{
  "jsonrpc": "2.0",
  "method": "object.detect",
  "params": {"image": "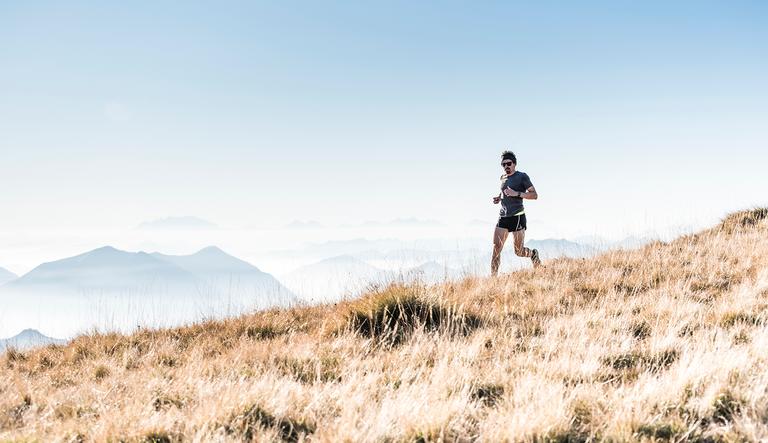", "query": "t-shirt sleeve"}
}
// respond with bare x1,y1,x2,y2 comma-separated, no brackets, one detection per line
522,173,533,189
